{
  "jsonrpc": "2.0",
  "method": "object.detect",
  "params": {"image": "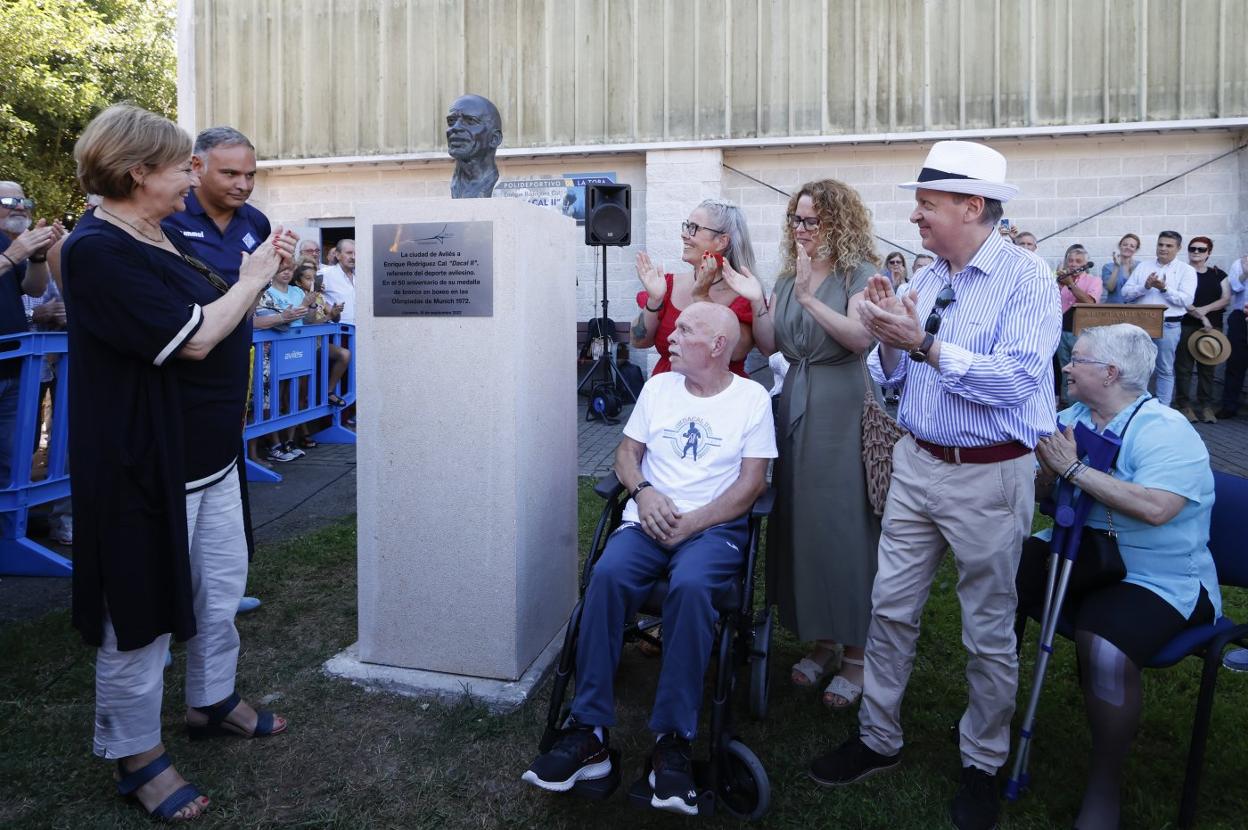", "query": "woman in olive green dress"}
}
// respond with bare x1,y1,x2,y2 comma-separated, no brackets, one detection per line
718,179,880,708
